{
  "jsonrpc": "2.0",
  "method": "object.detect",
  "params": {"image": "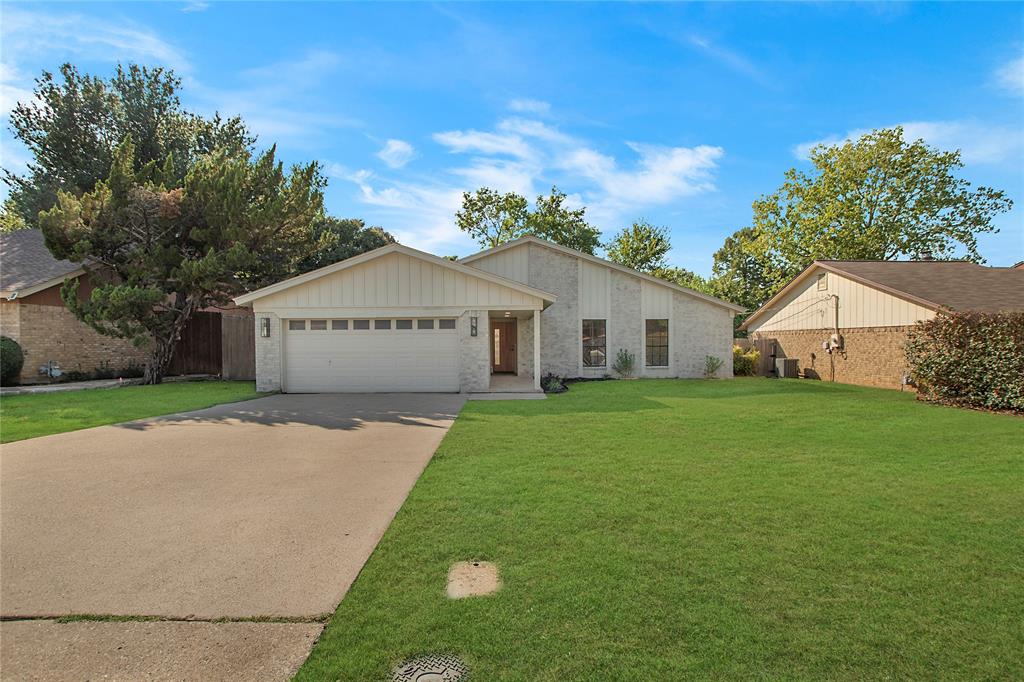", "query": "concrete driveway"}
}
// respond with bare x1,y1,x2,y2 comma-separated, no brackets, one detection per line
1,392,465,680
